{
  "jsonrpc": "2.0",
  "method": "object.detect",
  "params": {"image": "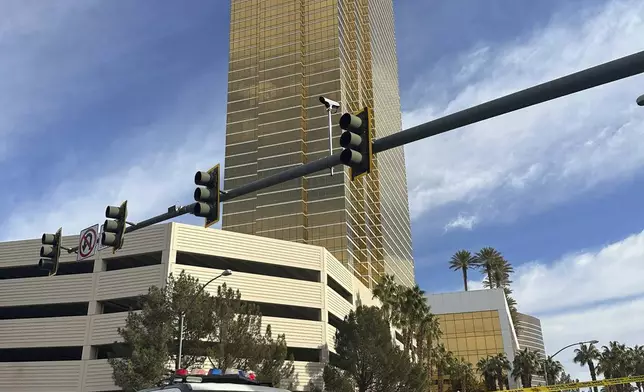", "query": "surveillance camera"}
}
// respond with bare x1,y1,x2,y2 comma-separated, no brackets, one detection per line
319,96,340,110
637,94,644,107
